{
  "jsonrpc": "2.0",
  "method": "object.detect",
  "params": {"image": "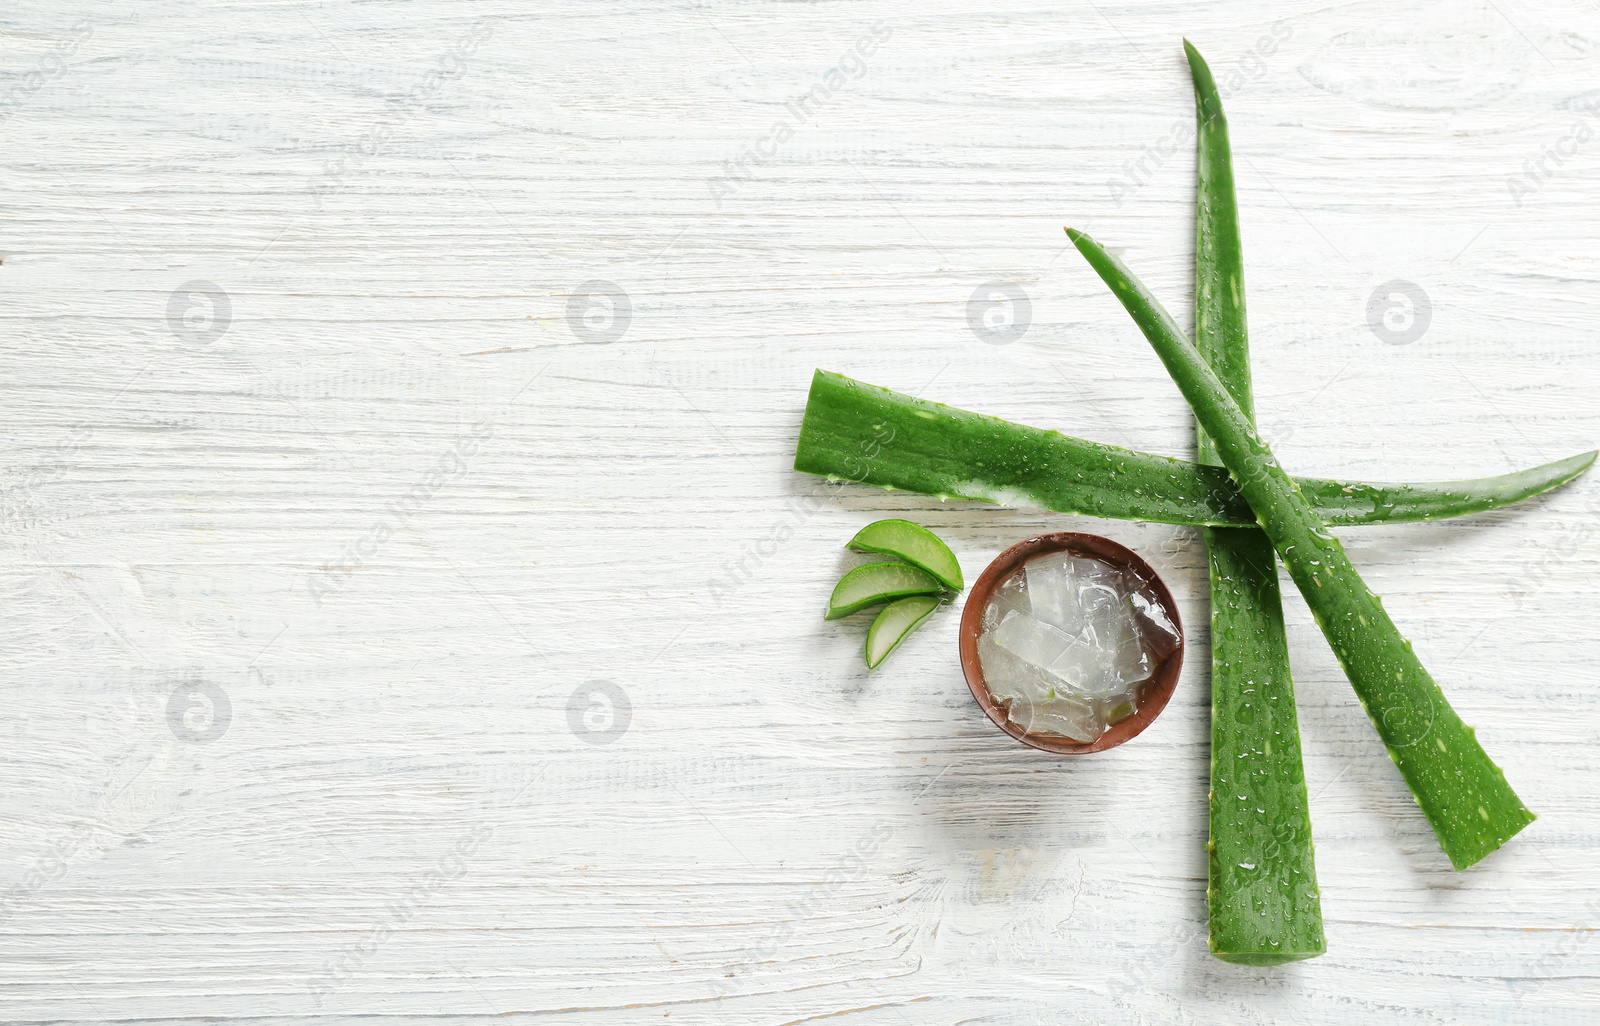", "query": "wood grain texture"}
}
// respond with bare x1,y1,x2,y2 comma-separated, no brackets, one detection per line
1,0,1597,1022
